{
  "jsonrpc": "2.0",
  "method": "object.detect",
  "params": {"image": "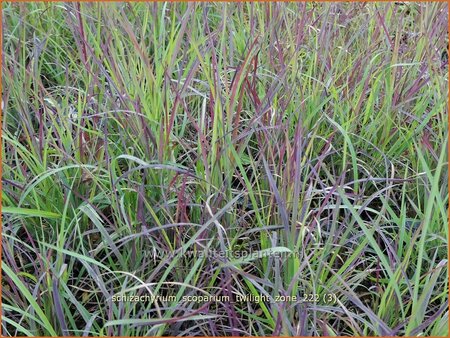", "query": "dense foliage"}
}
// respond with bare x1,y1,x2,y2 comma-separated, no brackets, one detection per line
2,2,448,336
